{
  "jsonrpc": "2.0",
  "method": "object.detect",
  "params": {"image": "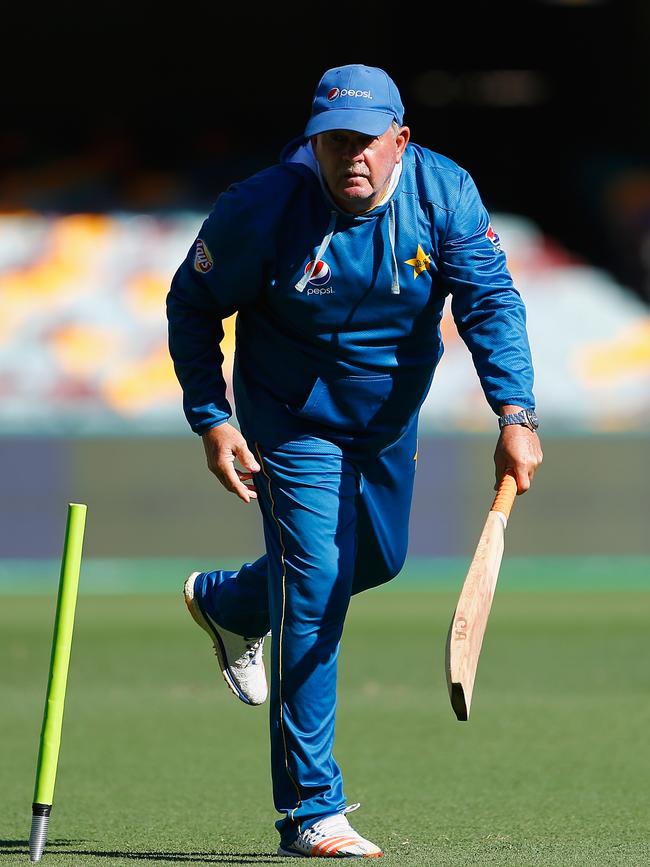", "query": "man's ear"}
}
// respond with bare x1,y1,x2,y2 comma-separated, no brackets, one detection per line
396,126,410,160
